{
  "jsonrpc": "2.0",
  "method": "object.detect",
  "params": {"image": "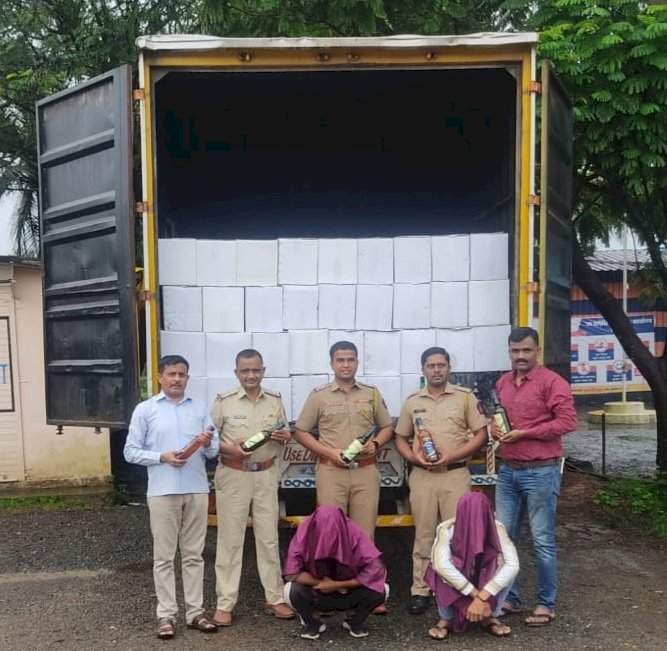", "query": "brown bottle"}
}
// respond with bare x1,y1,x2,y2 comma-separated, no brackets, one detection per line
176,426,214,460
